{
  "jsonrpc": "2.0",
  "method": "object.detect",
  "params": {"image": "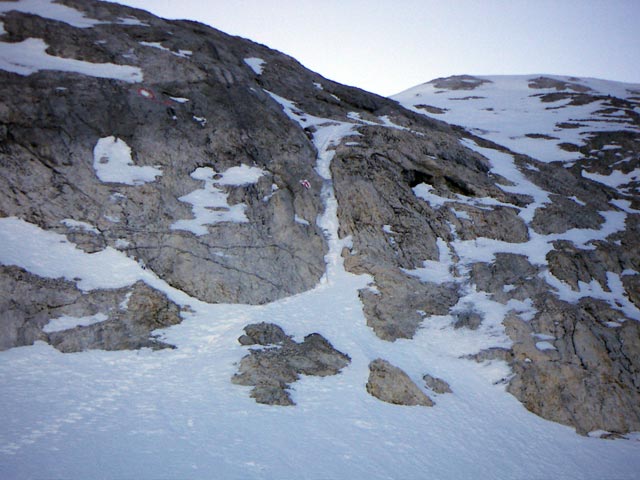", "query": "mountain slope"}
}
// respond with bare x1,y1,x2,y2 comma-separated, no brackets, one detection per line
0,2,639,479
